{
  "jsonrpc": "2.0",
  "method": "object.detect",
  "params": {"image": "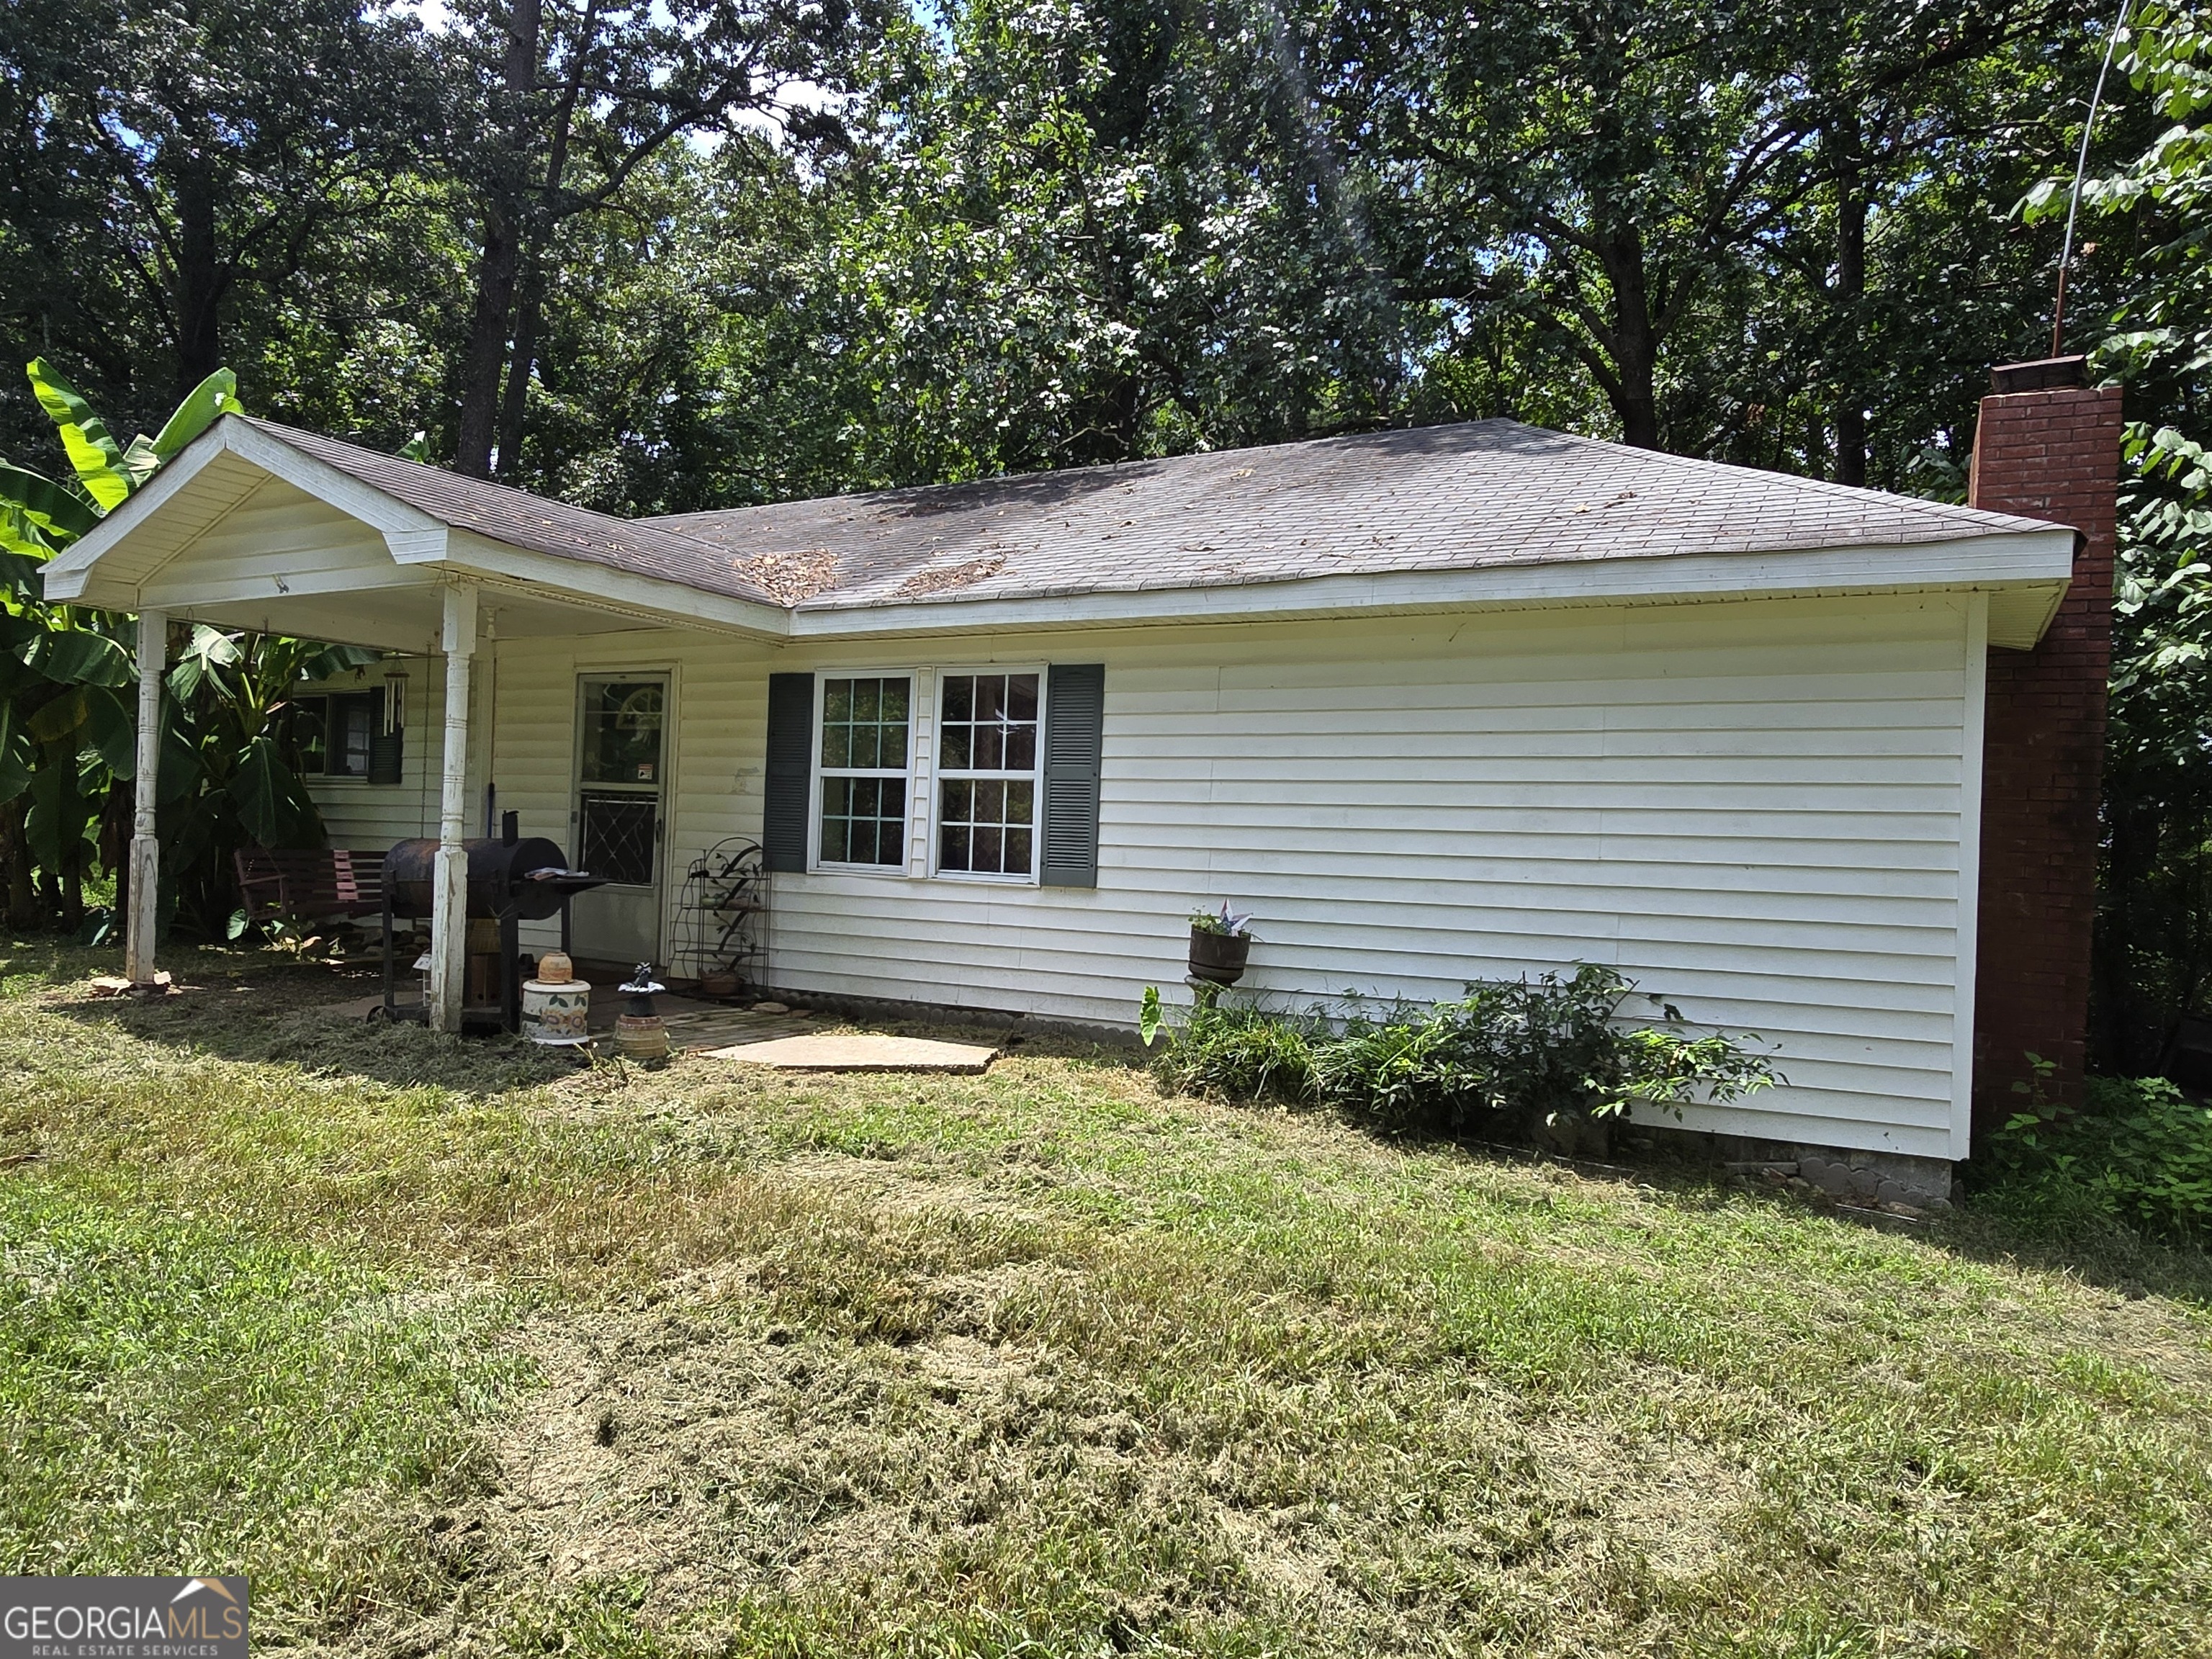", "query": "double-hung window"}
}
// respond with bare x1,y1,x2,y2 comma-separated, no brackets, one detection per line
935,672,1040,880
815,675,911,868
